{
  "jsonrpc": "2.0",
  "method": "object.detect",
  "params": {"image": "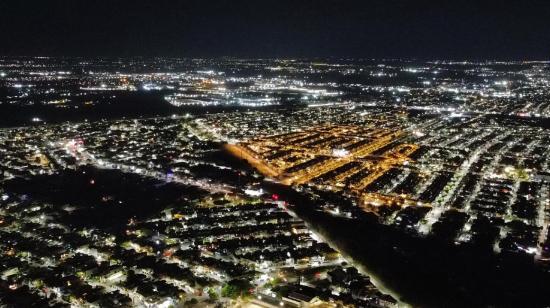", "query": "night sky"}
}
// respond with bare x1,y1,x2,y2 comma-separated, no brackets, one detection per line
1,0,549,59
